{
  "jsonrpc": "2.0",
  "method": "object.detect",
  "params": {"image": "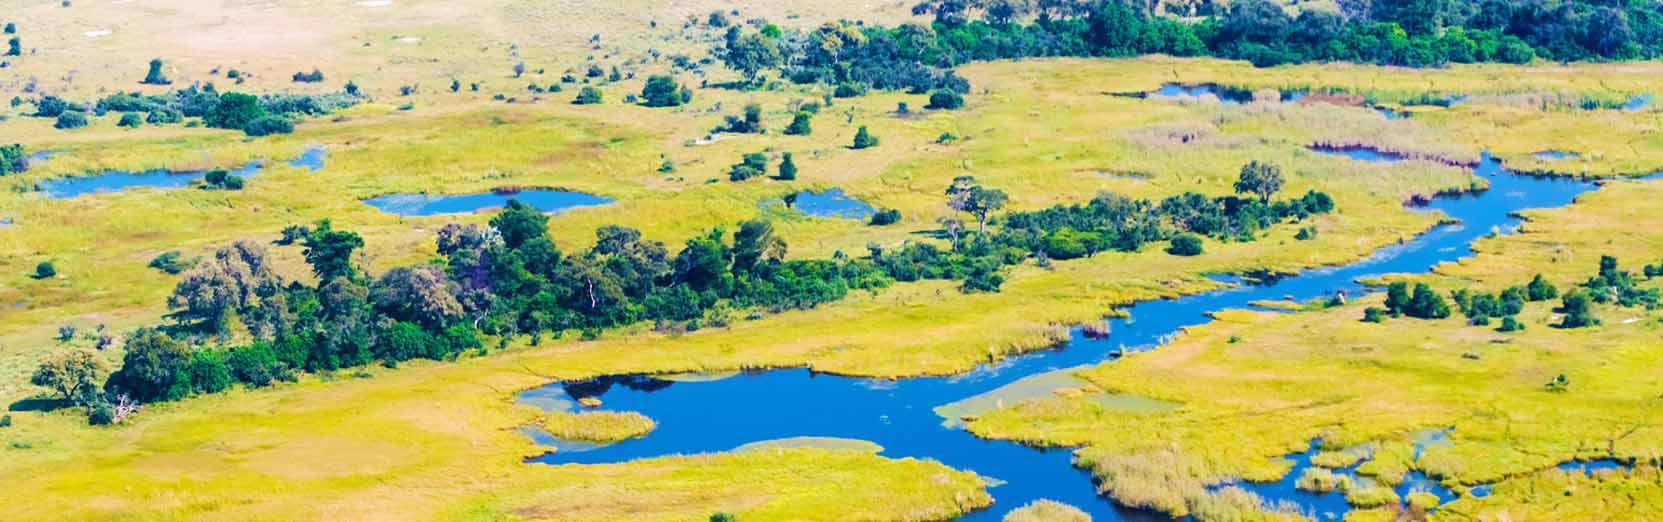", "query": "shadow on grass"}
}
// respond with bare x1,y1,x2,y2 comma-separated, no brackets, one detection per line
8,397,66,412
